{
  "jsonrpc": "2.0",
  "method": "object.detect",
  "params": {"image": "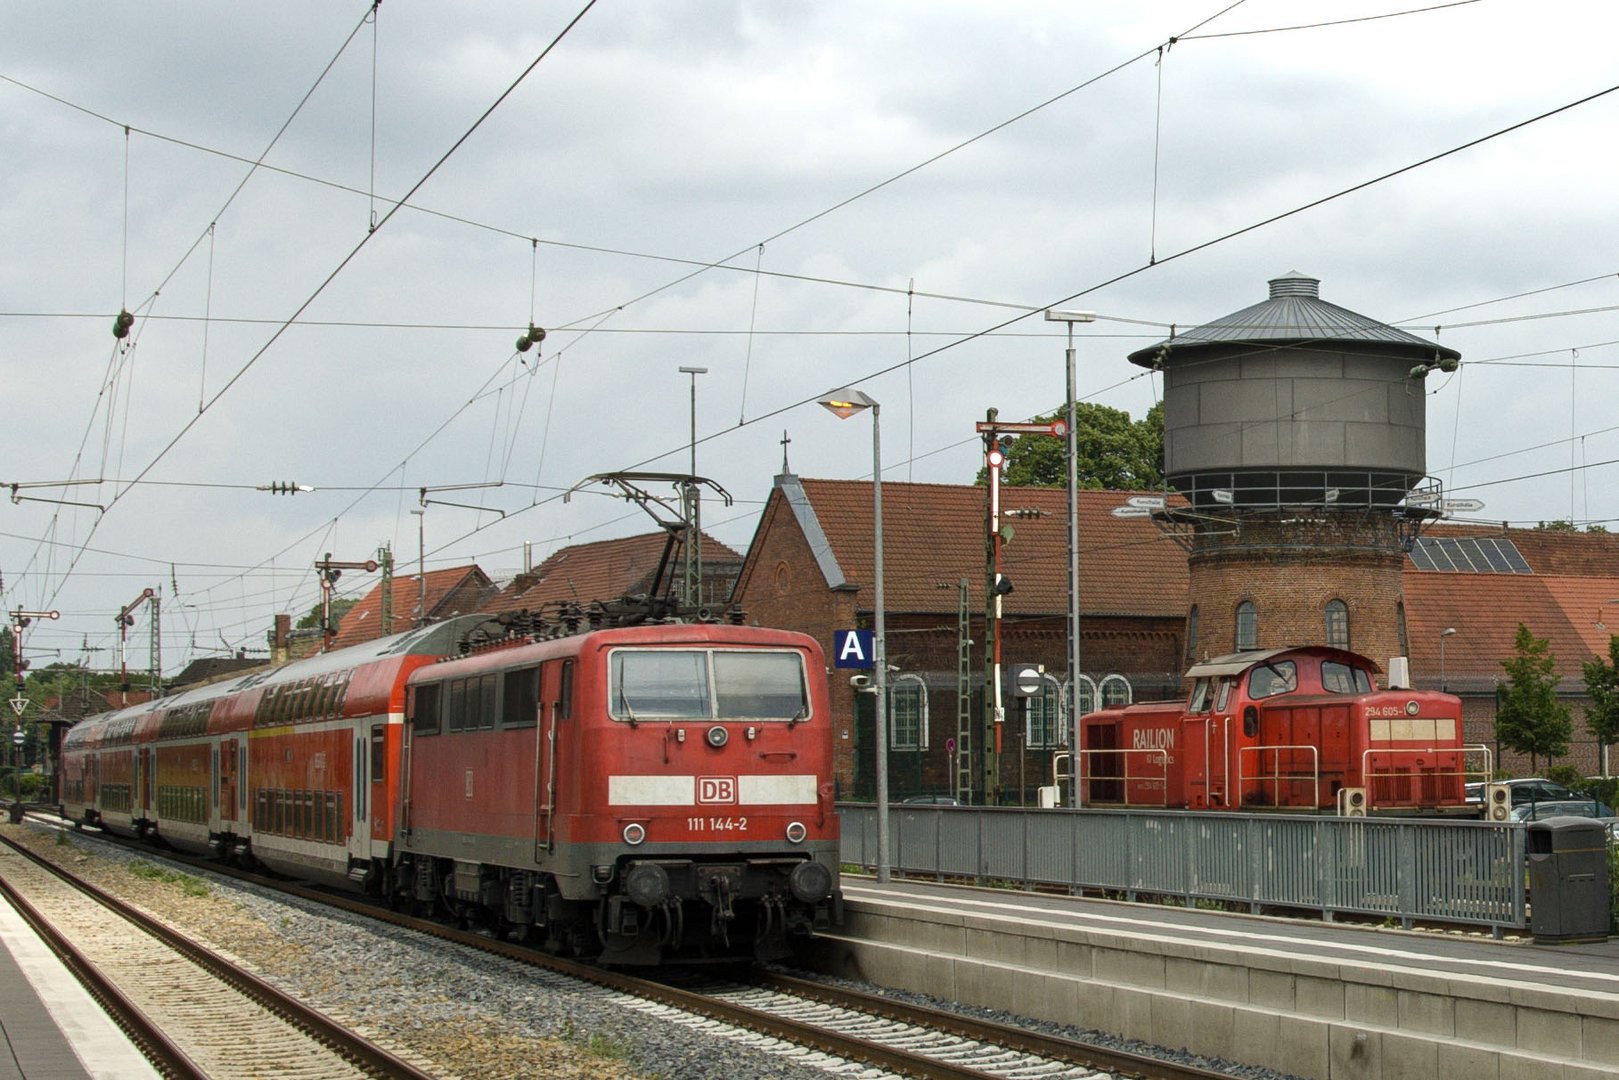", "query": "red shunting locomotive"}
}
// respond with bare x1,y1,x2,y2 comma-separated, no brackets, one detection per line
59,616,841,964
1079,646,1479,815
